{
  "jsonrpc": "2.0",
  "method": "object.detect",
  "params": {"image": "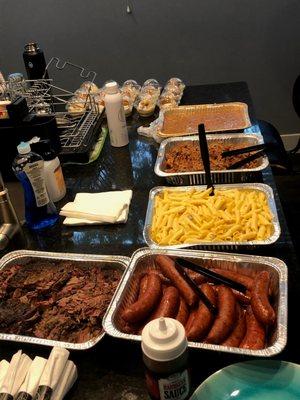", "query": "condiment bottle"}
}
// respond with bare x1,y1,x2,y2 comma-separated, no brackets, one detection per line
104,81,129,147
32,141,66,202
141,317,191,400
12,142,58,230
